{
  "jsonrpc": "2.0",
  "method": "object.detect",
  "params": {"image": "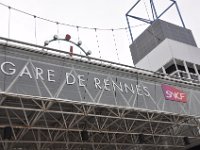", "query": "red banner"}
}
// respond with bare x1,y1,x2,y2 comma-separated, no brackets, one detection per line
161,84,187,103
